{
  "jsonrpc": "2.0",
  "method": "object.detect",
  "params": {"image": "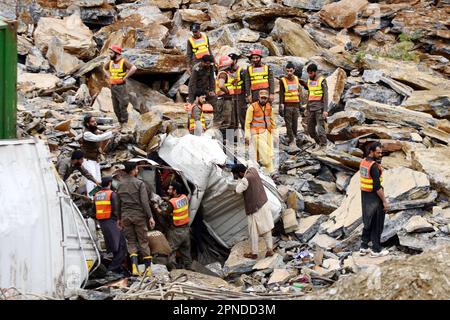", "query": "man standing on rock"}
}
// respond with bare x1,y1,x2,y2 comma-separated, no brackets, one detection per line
188,54,216,117
228,53,247,131
301,63,329,150
244,90,276,174
279,62,302,149
117,162,155,276
232,163,274,260
103,45,137,129
186,23,214,73
81,115,118,198
359,142,390,258
245,49,274,104
215,55,235,136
